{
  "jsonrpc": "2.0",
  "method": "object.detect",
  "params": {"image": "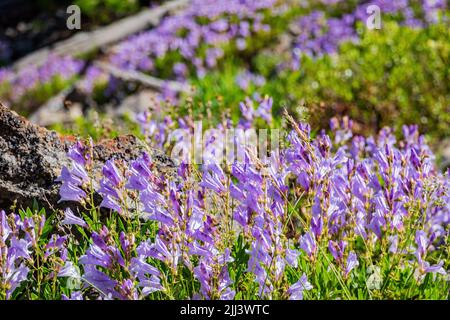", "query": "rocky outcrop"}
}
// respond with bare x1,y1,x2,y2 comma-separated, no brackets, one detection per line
0,102,175,210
